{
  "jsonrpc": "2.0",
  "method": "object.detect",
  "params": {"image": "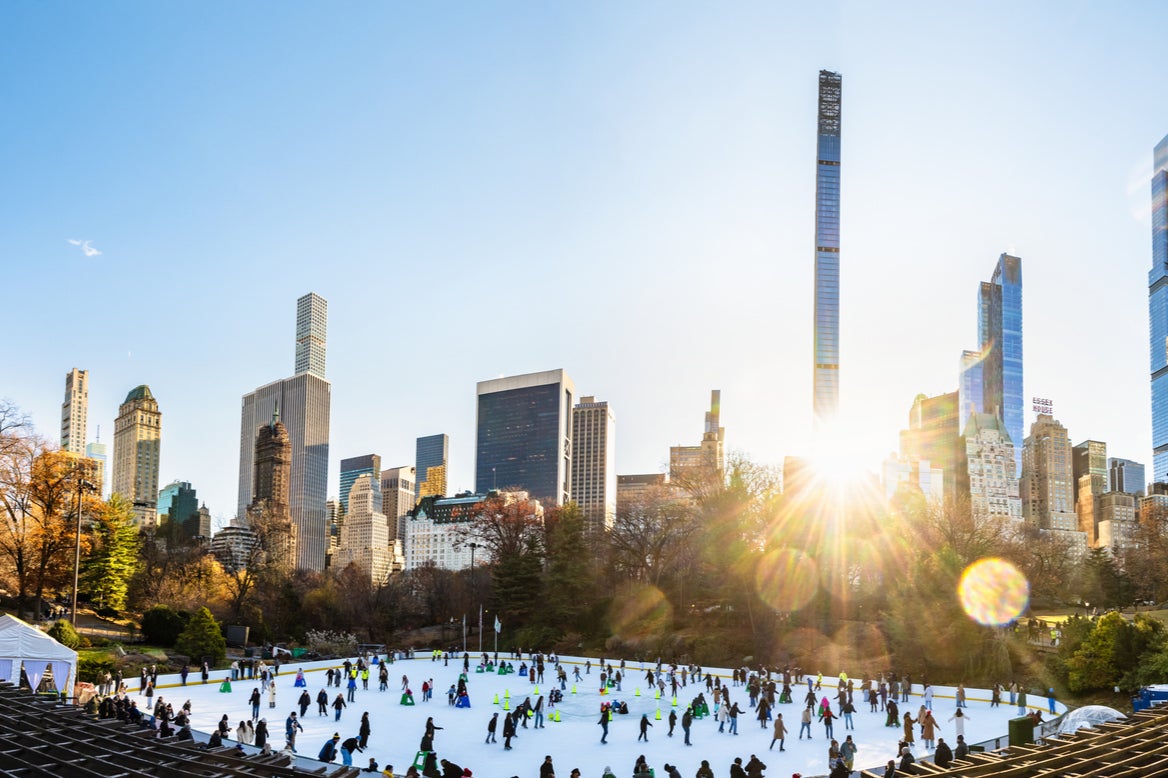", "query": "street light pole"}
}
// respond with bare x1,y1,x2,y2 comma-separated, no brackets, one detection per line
71,477,93,628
